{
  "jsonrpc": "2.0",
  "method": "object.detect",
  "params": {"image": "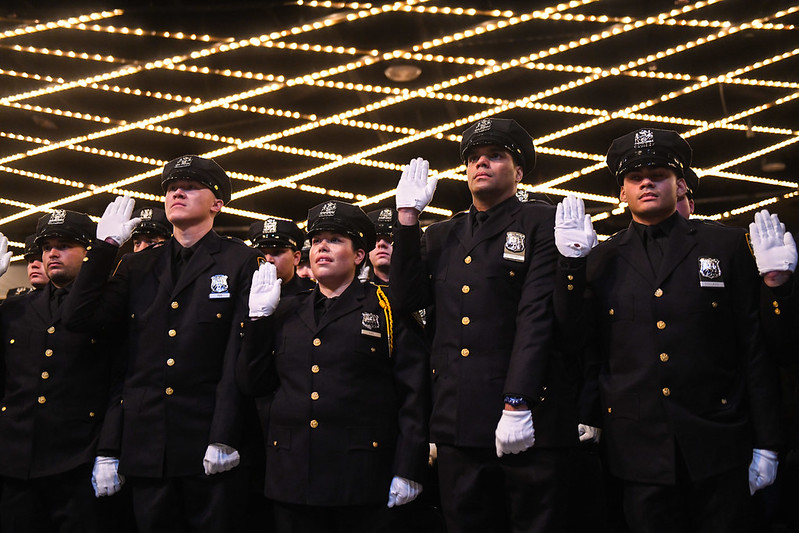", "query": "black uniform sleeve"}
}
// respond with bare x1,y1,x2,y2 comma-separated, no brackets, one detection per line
391,222,433,314
236,315,279,397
